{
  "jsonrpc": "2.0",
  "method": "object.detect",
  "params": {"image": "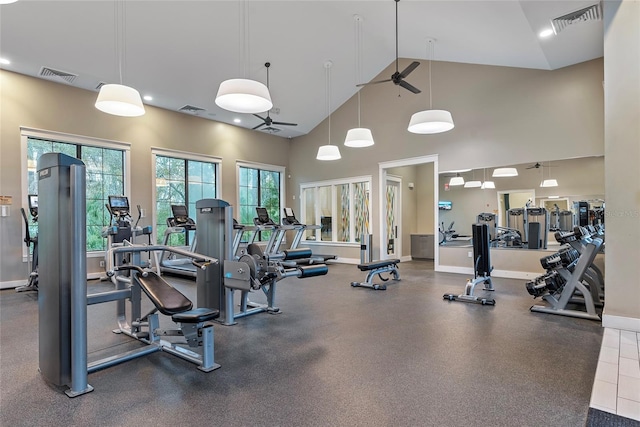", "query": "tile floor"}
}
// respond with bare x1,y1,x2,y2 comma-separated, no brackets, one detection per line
590,328,640,421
